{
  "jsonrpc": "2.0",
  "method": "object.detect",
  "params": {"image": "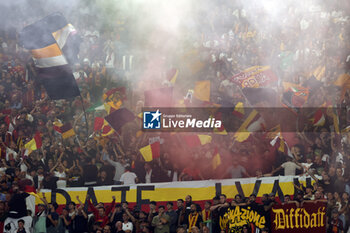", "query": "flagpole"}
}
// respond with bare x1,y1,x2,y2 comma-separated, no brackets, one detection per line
79,94,89,142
